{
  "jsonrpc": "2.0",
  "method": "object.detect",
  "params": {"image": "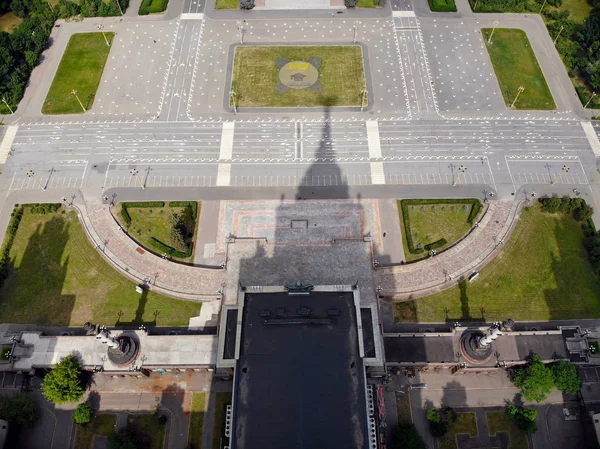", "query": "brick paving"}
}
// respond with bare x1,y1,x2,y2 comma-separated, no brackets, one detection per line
374,201,518,298
83,204,225,300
